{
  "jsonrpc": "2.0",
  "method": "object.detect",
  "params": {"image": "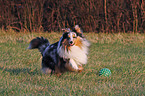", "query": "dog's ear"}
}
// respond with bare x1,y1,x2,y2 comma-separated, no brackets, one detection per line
74,25,84,37
62,28,71,33
74,25,83,33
